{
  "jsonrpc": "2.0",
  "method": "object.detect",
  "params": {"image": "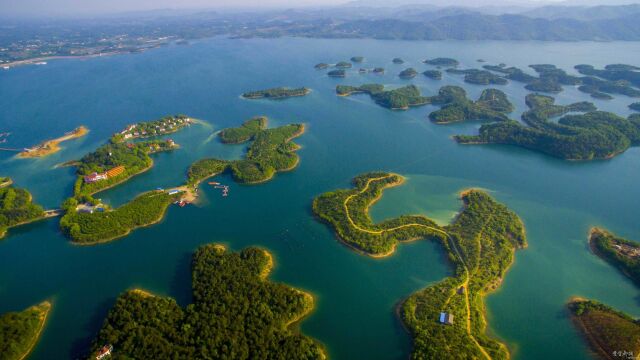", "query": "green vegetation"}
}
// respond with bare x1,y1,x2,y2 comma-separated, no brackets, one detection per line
313,172,526,359
90,244,324,359
314,63,329,70
428,87,513,124
629,102,640,112
446,68,508,85
589,228,640,287
372,67,384,74
455,93,640,160
336,84,430,110
399,68,418,79
0,183,45,239
110,115,192,143
0,177,12,187
327,69,346,77
60,190,178,244
423,57,459,67
350,56,364,63
423,70,442,80
392,58,404,64
568,298,640,360
187,117,304,185
0,301,51,360
335,61,352,69
242,87,311,99
575,64,640,89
